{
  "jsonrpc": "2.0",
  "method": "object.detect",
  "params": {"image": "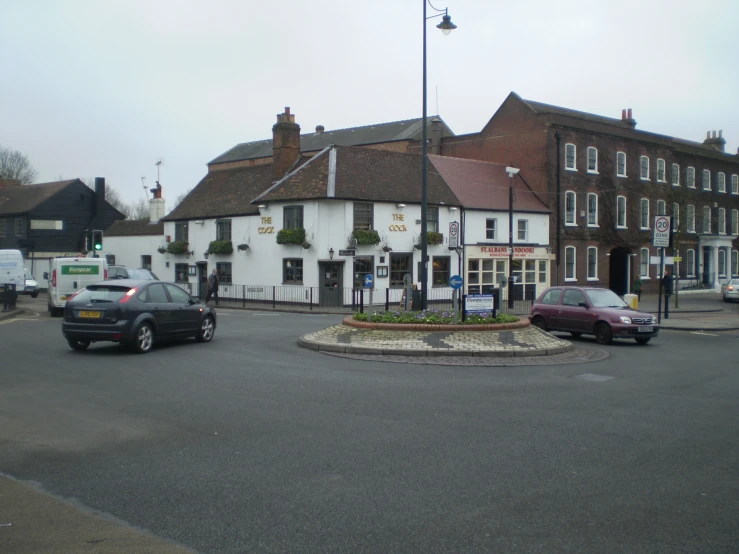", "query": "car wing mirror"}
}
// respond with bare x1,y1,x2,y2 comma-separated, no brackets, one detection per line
578,301,589,308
